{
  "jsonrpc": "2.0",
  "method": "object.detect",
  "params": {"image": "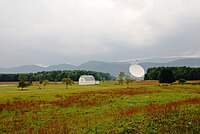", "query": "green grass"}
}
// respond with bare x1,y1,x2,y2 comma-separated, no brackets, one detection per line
0,81,200,133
